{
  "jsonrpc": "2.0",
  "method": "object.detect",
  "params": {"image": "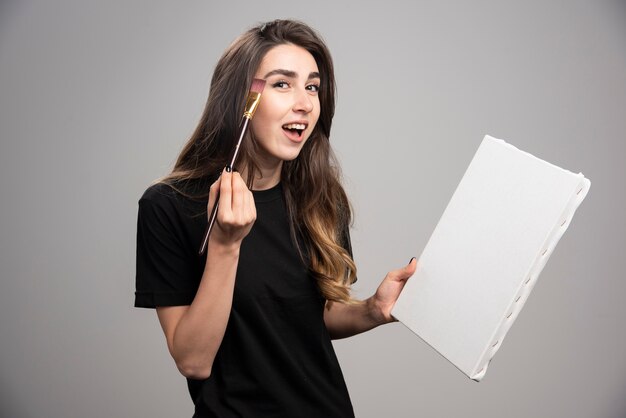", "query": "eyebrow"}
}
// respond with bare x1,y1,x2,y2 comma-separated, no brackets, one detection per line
263,69,320,80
